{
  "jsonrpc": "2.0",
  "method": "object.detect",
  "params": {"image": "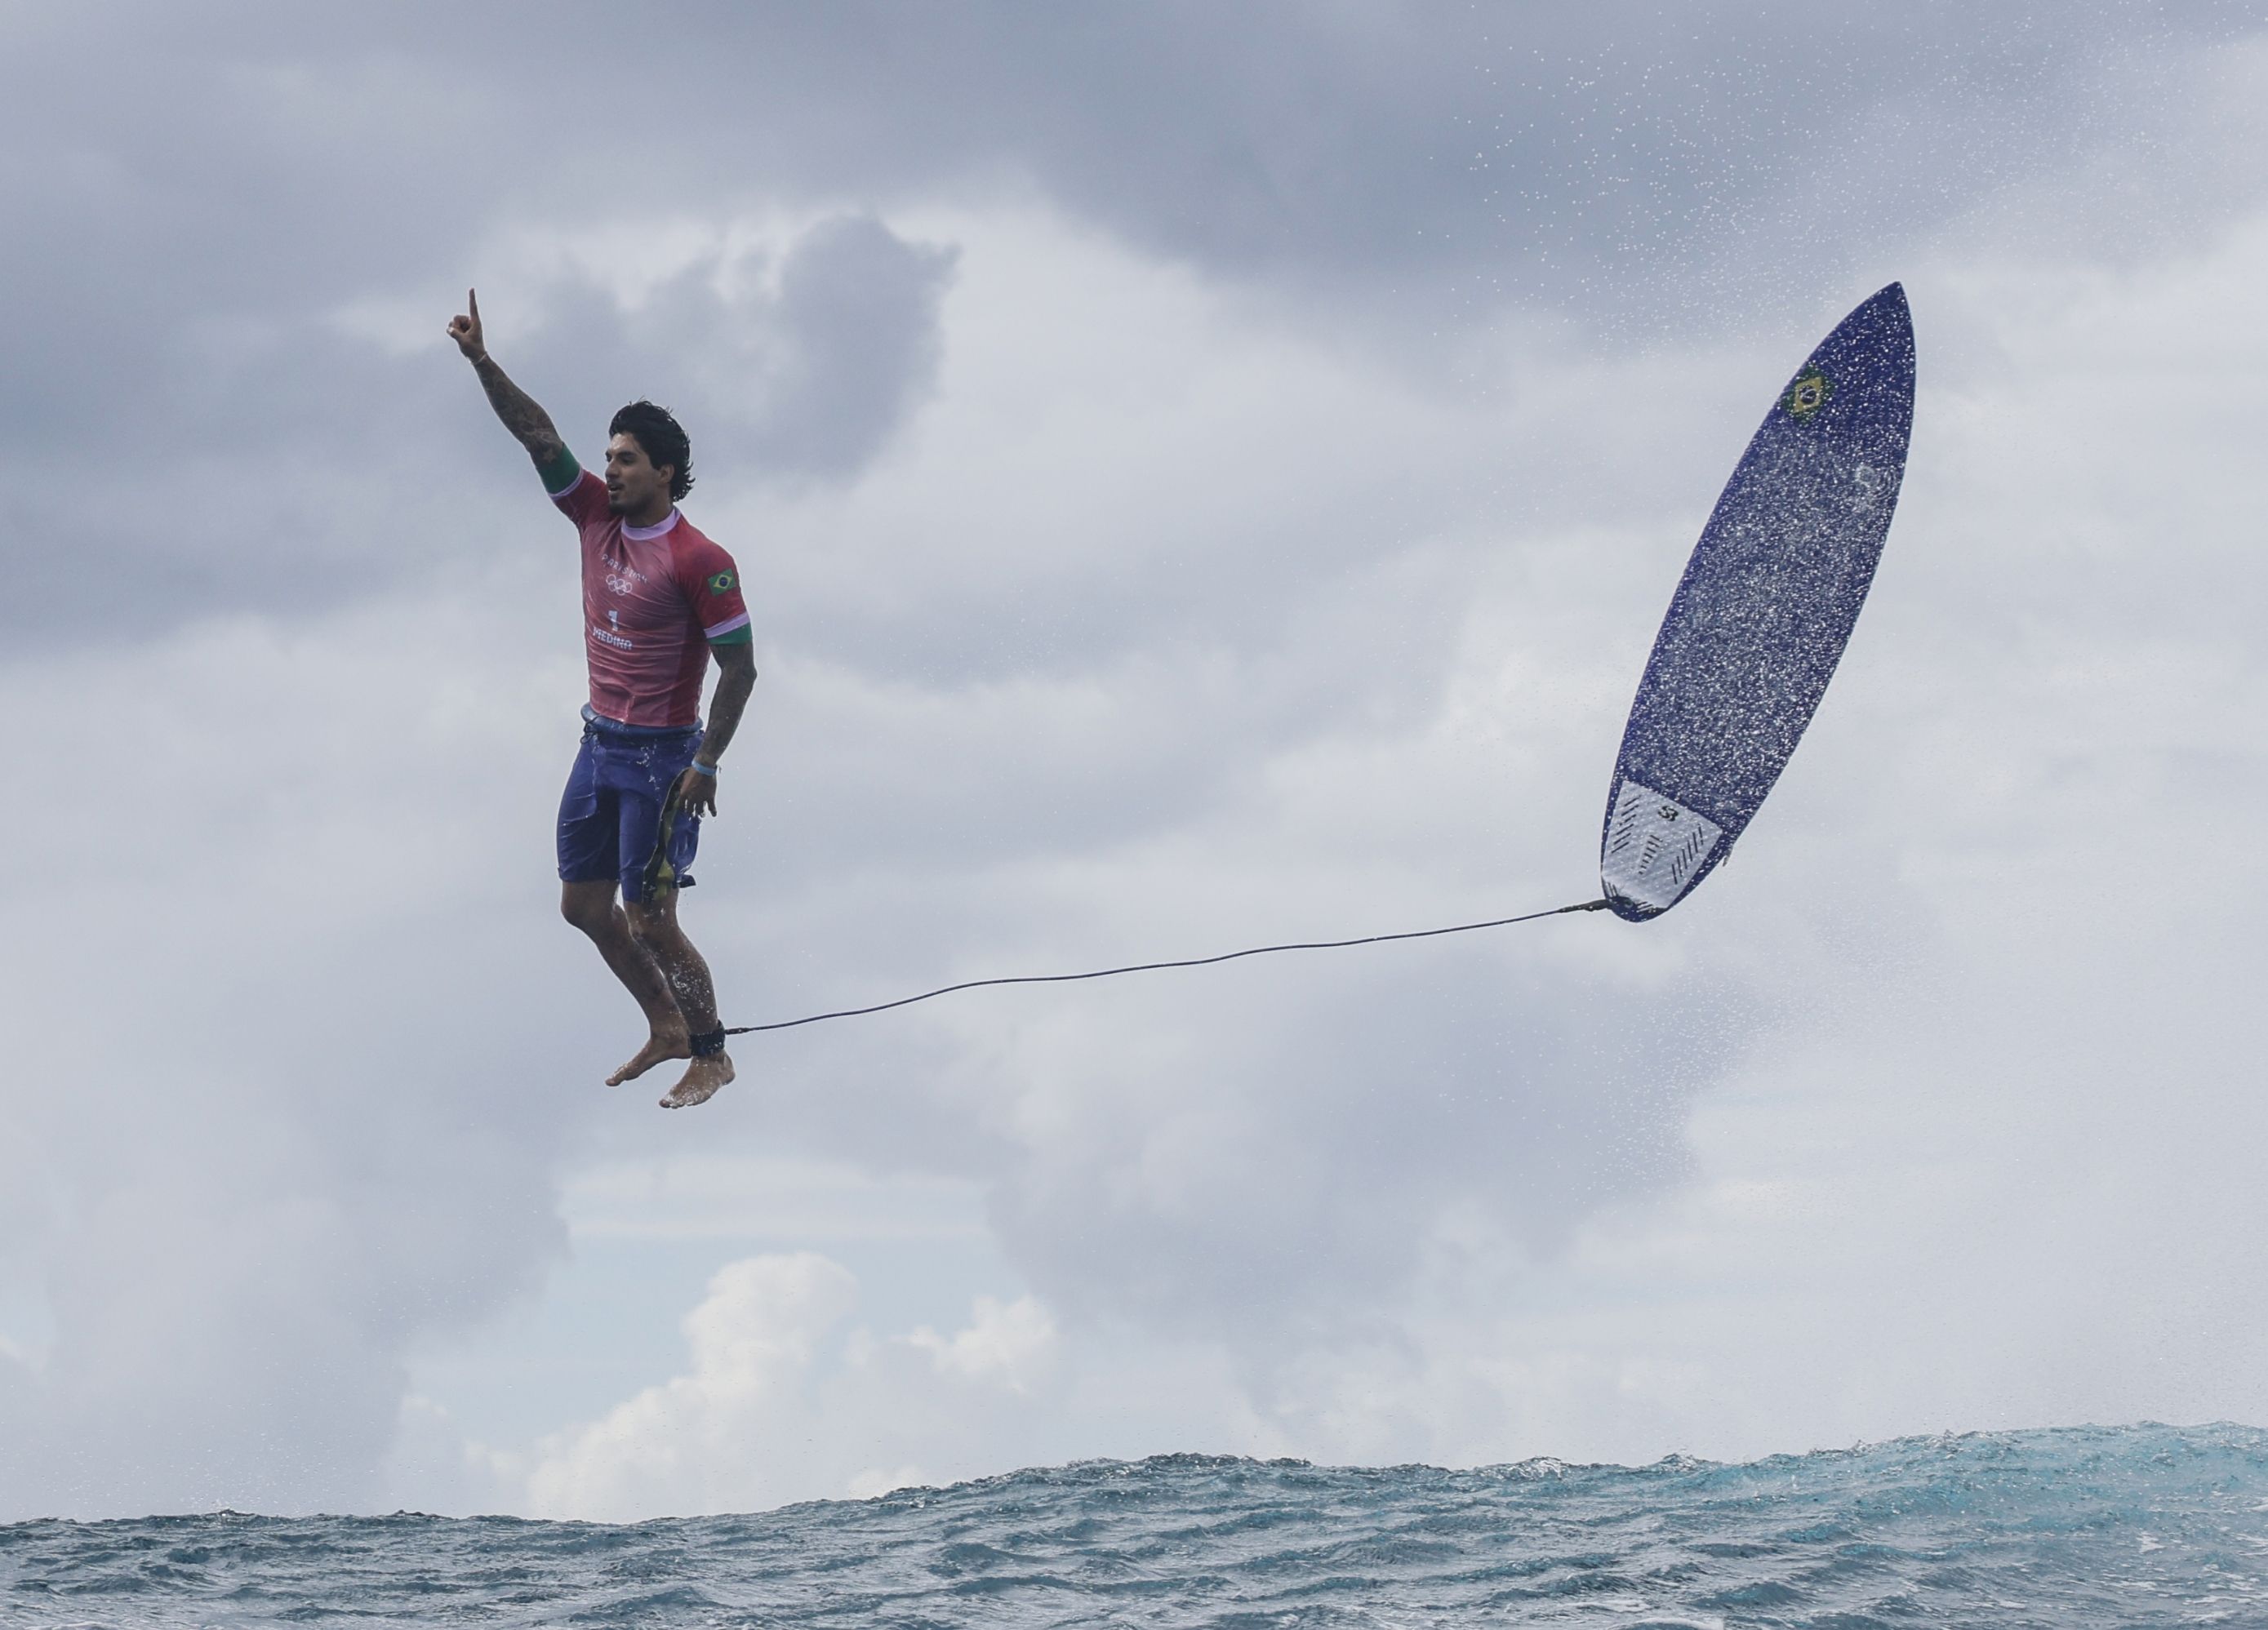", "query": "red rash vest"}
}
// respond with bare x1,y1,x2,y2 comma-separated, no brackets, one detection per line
549,467,750,728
